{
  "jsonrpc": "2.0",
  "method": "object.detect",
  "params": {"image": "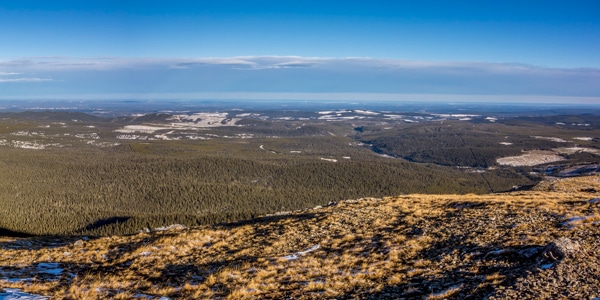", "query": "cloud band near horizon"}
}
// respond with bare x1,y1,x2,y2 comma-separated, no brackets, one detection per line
0,56,599,103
